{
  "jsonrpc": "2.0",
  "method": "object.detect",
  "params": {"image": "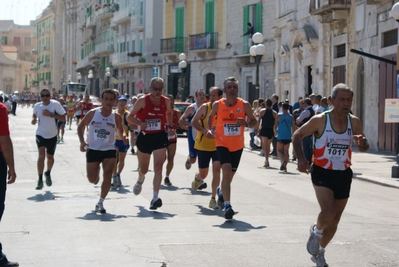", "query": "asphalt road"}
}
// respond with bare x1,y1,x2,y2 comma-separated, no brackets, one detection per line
1,106,398,267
